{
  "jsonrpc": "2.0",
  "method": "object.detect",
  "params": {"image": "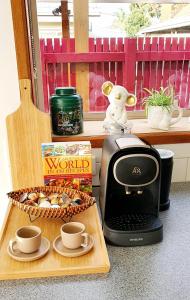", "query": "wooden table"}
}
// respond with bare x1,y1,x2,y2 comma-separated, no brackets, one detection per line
0,203,110,280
